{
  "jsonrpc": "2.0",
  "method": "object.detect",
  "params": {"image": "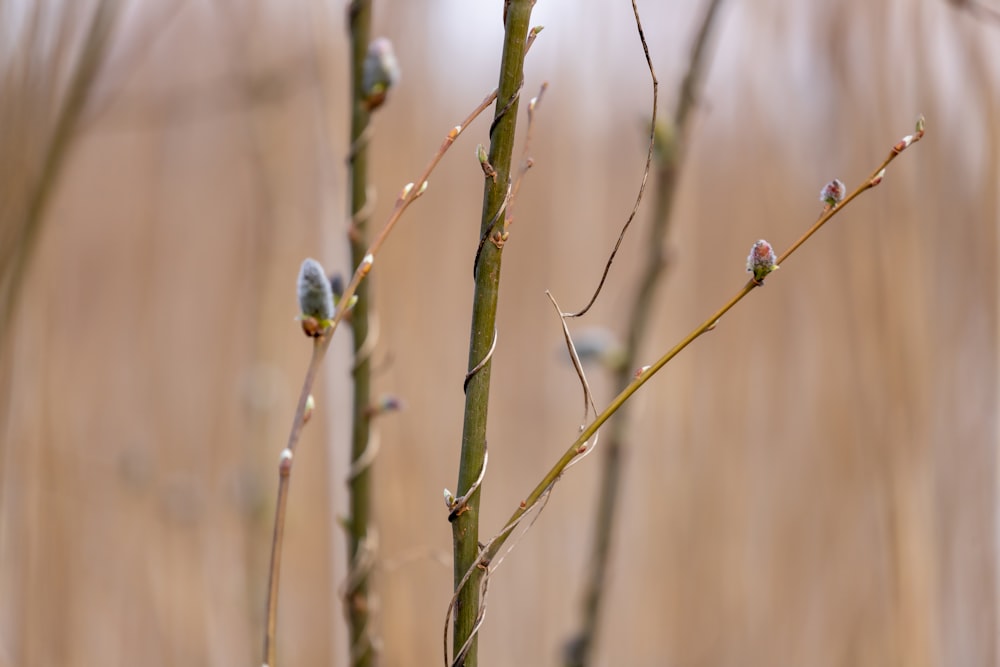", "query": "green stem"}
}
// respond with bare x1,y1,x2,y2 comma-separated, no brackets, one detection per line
264,339,326,667
346,2,376,666
482,124,924,570
451,3,534,666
